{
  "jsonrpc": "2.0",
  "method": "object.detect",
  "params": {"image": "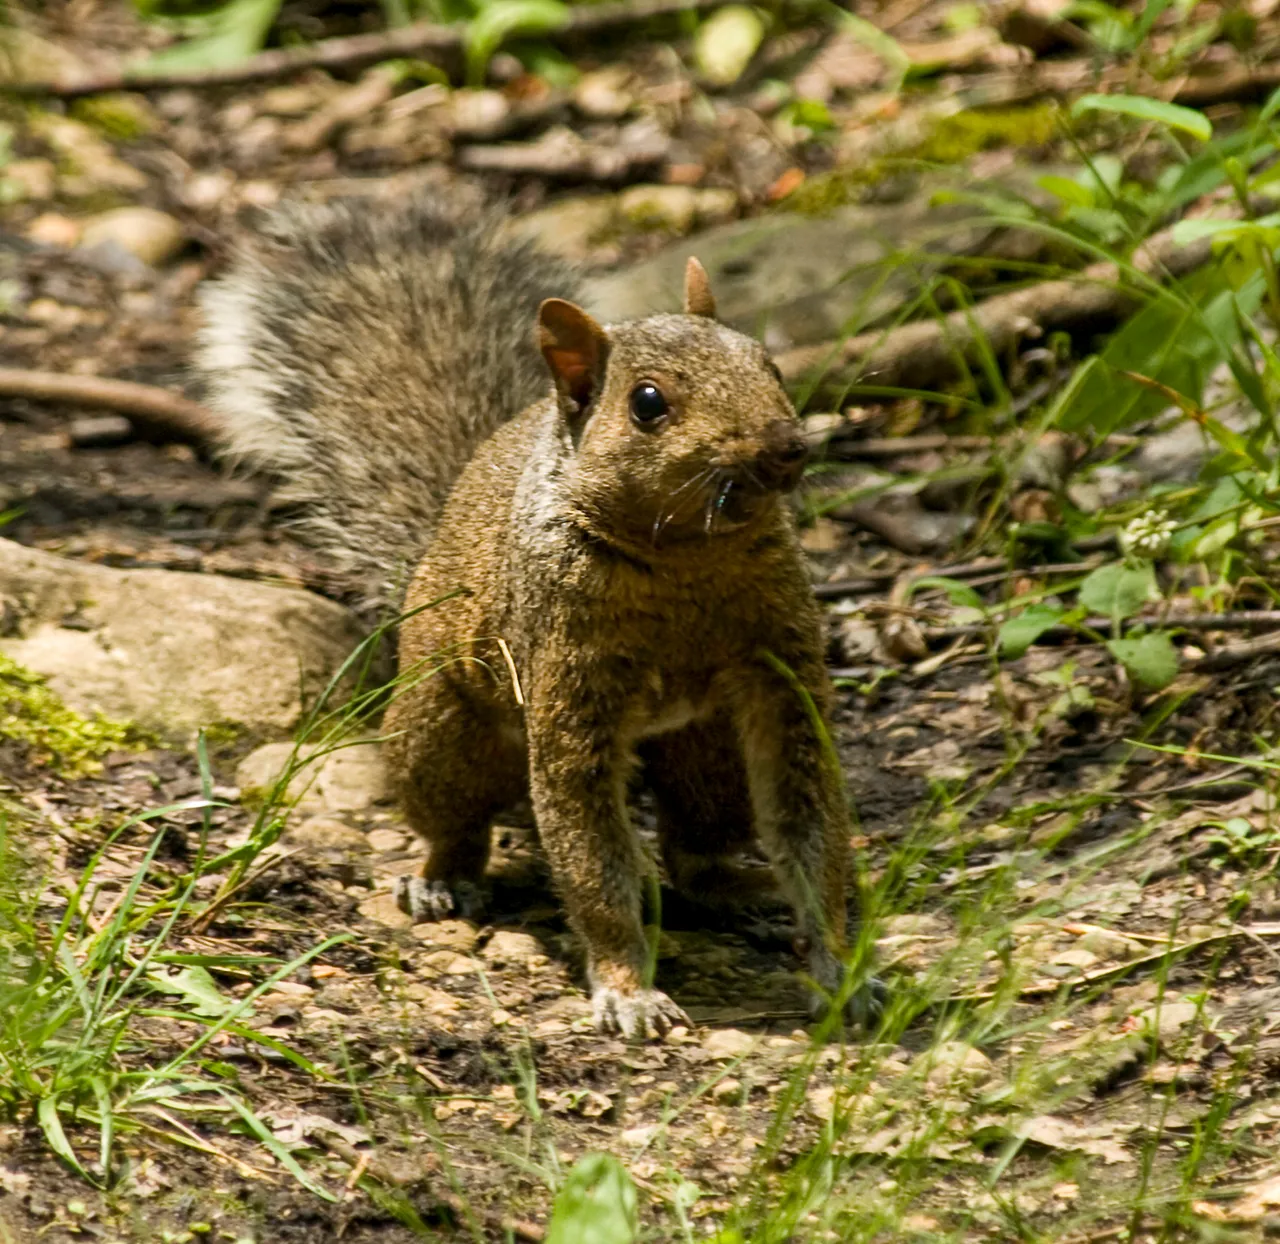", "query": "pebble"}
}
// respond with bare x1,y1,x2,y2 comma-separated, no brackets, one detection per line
412,919,480,953
1137,999,1201,1047
367,827,409,853
284,816,368,855
702,1028,756,1060
6,159,56,202
711,1077,746,1105
357,892,412,930
80,207,186,267
924,1041,995,1089
619,184,698,235
27,213,81,249
482,929,547,967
